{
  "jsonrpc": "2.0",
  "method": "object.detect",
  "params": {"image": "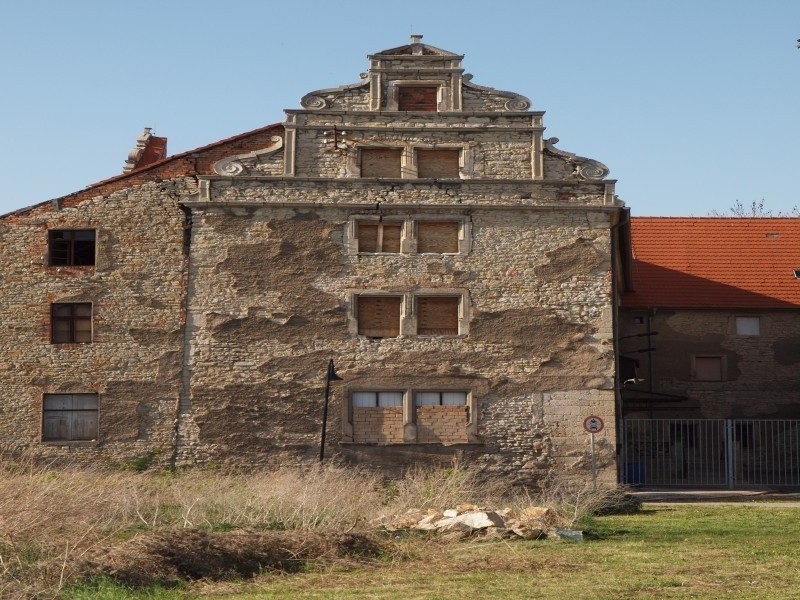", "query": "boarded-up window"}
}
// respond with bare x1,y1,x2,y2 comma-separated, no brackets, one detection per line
694,356,723,381
352,391,404,408
416,391,468,406
417,296,459,335
360,148,402,178
42,394,99,441
357,296,402,338
417,221,460,253
49,230,96,266
417,149,460,178
398,86,438,111
358,221,402,253
51,303,92,343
